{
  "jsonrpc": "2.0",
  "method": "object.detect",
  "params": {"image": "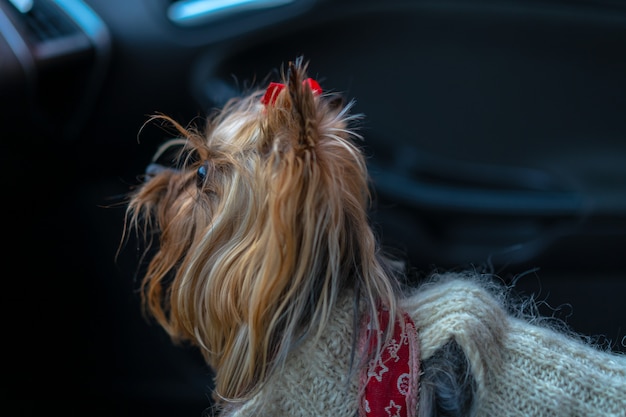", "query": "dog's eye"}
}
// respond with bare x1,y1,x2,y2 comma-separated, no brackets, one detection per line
196,161,209,187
